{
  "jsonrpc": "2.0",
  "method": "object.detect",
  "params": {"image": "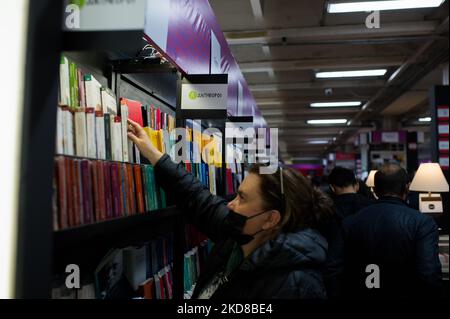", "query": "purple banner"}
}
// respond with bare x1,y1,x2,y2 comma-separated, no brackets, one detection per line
144,0,260,120
372,130,407,144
